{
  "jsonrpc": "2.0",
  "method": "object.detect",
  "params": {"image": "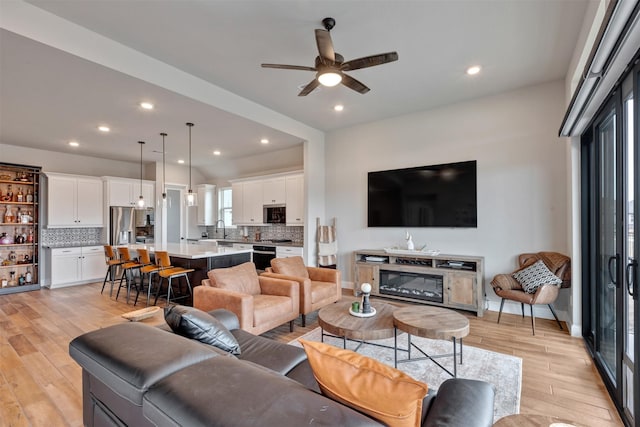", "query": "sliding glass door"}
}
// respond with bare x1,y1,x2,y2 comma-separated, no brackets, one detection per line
582,65,639,427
